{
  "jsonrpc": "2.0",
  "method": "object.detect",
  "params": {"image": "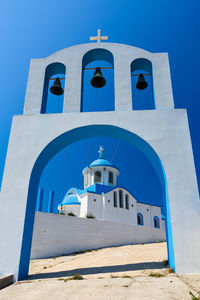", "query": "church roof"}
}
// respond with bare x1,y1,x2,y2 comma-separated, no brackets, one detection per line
67,184,132,197
58,193,81,208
